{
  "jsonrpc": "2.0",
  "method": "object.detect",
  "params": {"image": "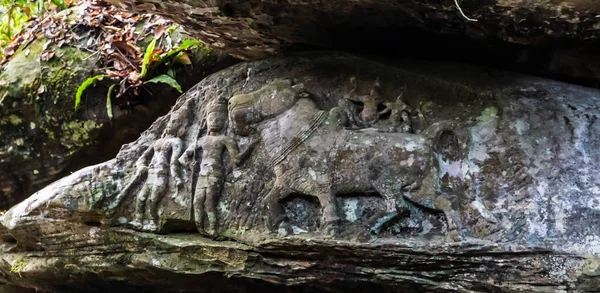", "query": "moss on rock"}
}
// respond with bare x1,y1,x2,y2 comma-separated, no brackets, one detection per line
0,14,231,211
